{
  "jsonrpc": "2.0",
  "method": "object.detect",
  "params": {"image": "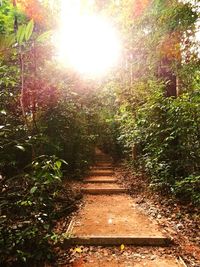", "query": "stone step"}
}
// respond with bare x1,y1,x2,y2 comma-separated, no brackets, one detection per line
89,170,114,176
95,161,113,166
91,166,113,170
95,155,112,161
95,164,113,168
81,188,127,194
95,160,112,162
83,178,117,183
95,164,113,167
95,155,112,158
67,195,169,244
71,254,183,267
64,236,172,246
90,169,114,172
83,183,123,189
